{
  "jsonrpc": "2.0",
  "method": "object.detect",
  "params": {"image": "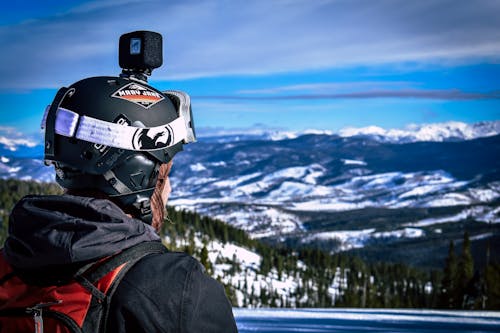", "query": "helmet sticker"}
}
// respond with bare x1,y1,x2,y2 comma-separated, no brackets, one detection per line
132,125,174,150
111,83,165,109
